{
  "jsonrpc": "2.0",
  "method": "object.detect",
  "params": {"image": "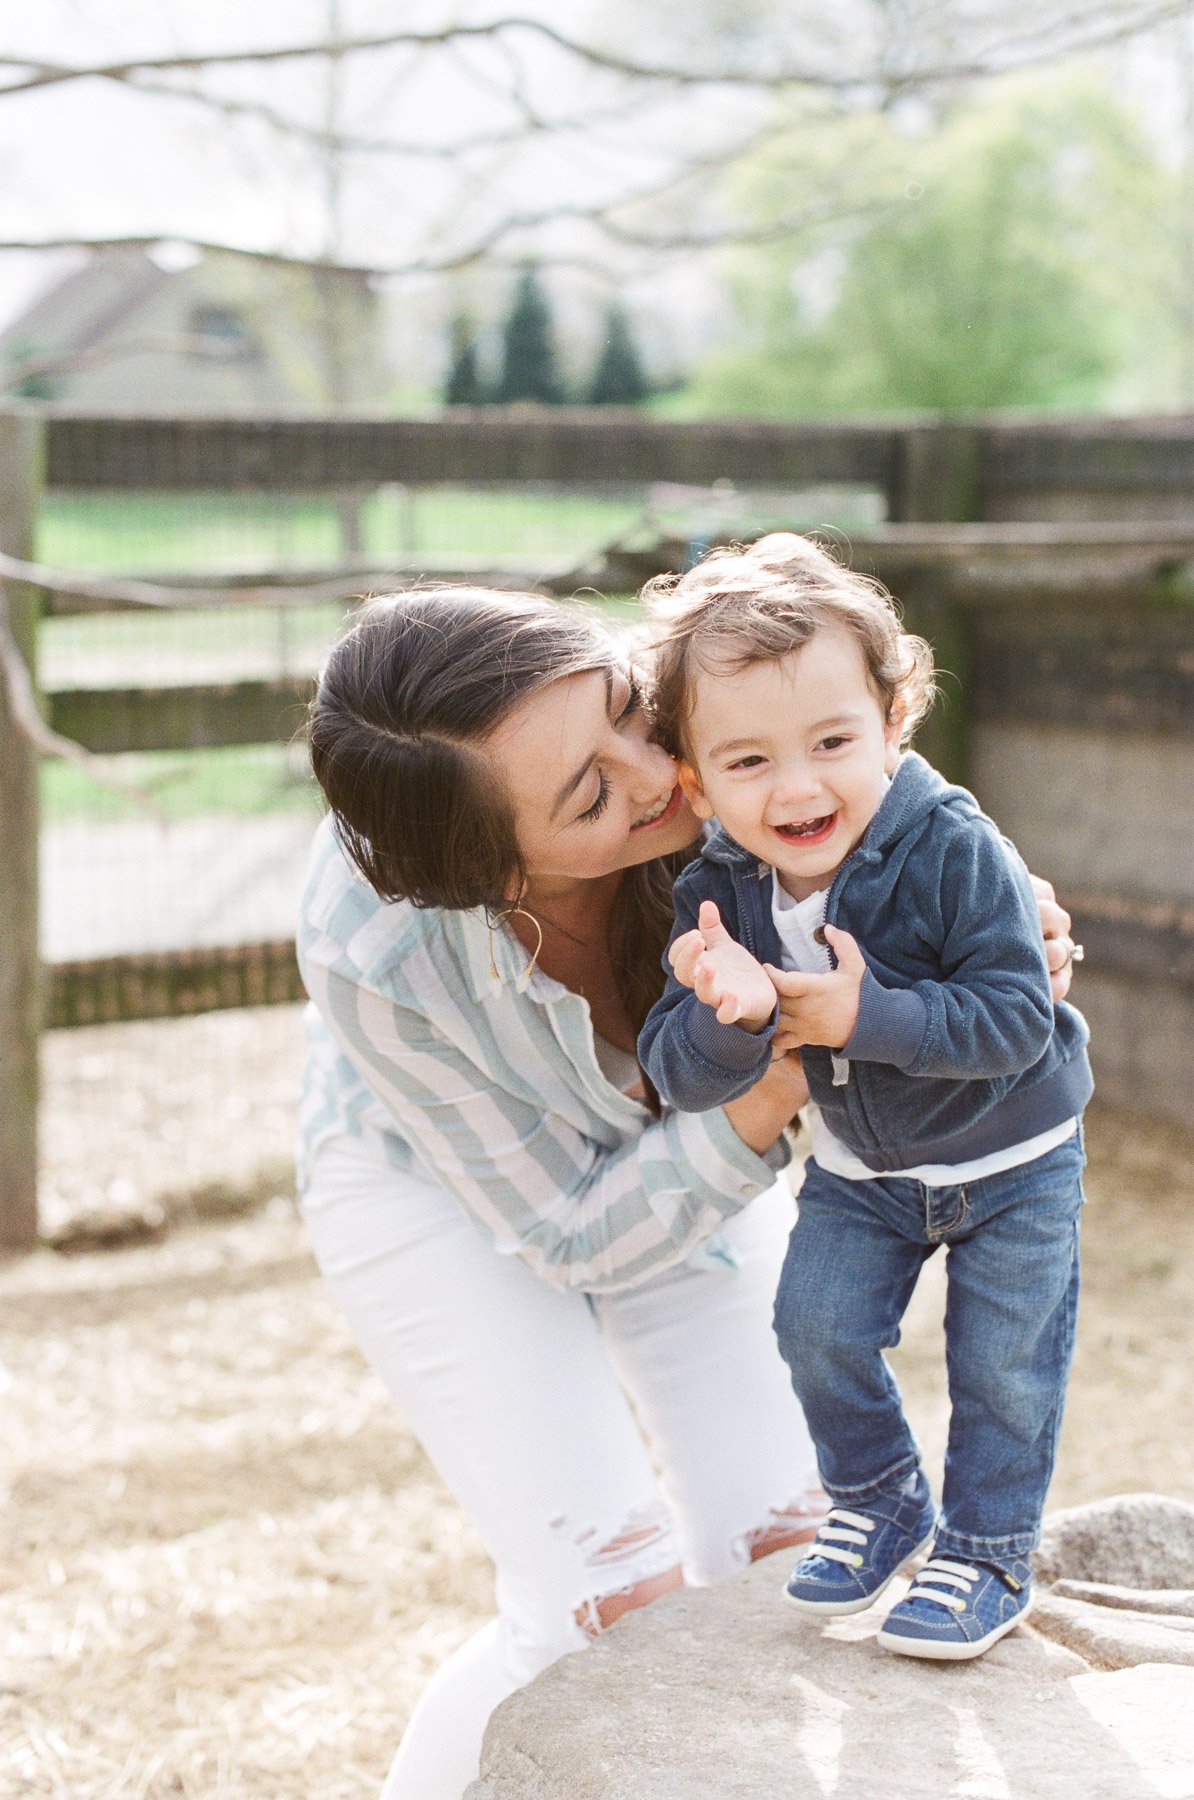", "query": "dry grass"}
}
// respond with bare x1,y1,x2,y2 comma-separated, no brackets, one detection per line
2,1009,1192,1797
